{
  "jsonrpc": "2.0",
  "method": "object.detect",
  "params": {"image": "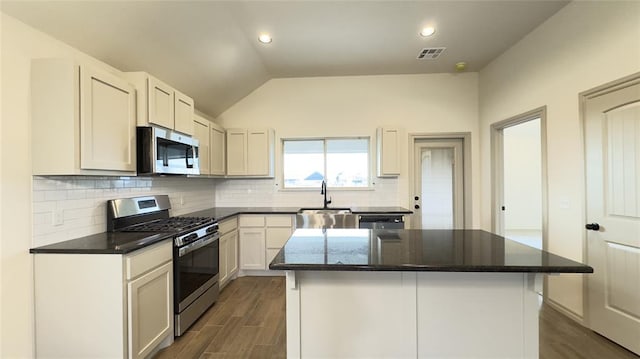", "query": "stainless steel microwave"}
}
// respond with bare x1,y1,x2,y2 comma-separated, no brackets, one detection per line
137,126,200,175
